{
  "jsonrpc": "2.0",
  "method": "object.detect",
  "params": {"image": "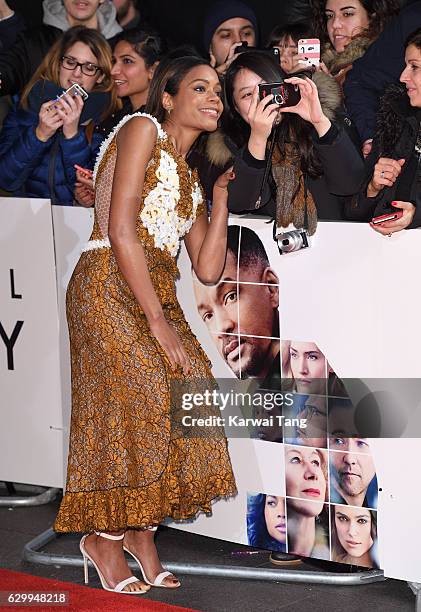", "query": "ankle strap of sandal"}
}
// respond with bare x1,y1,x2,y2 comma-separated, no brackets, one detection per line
94,531,125,540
